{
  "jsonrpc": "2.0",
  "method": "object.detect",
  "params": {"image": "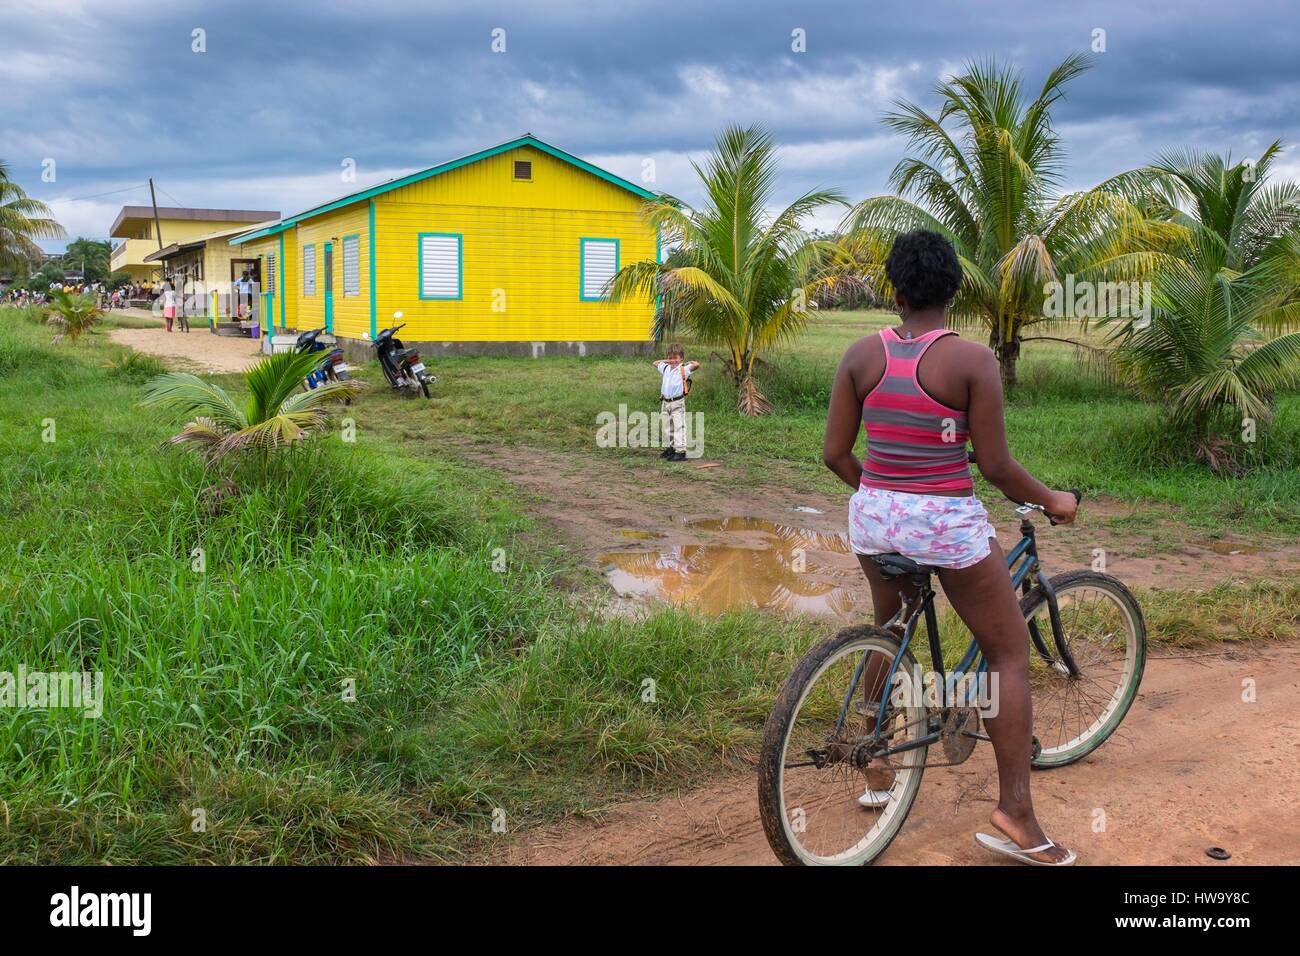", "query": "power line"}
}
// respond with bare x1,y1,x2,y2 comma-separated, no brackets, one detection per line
155,183,186,208
49,182,150,204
